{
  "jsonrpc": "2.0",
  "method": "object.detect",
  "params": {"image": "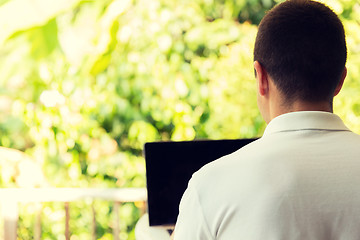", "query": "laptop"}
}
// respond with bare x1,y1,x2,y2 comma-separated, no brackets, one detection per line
144,138,256,229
